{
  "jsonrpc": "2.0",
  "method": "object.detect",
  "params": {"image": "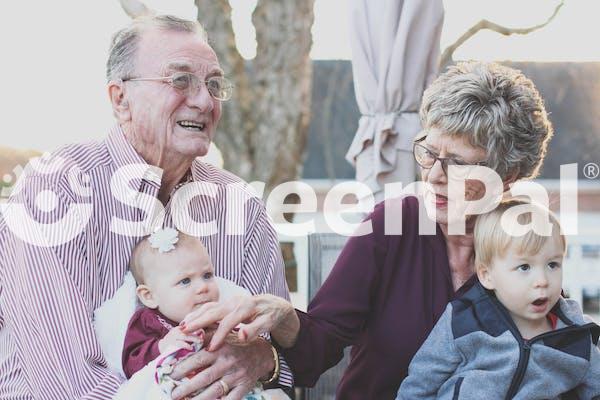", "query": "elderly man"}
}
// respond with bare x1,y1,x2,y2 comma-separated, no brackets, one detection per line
0,15,291,400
